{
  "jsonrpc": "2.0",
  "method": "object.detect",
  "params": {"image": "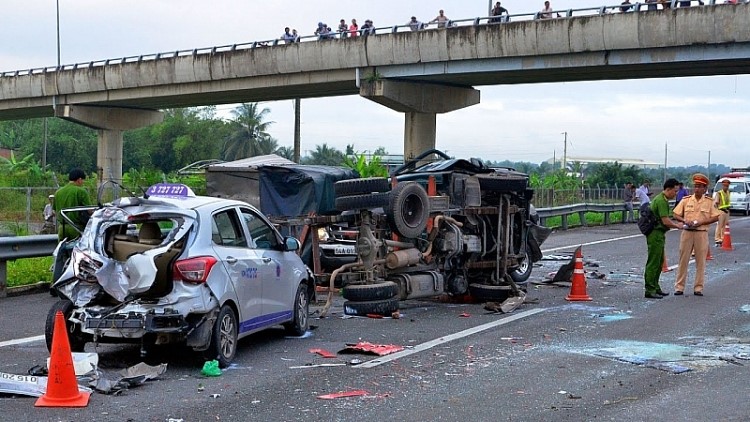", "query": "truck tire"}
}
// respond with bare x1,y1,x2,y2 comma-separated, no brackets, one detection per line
342,281,399,302
334,177,390,197
468,283,511,302
510,250,532,284
45,300,88,353
343,297,400,317
387,182,429,238
335,192,390,211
